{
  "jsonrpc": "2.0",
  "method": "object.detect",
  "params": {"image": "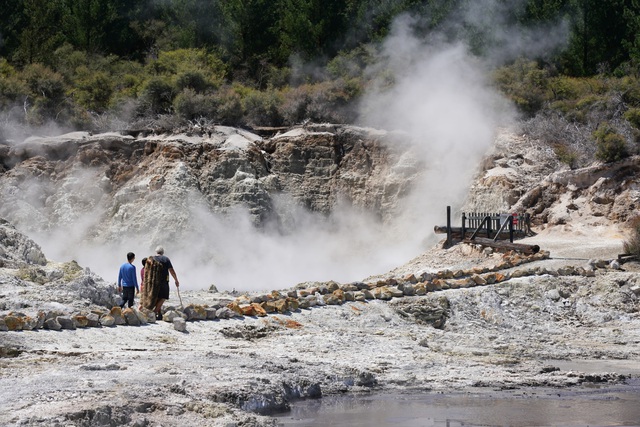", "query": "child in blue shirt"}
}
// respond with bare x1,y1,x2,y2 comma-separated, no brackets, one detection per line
118,252,139,309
